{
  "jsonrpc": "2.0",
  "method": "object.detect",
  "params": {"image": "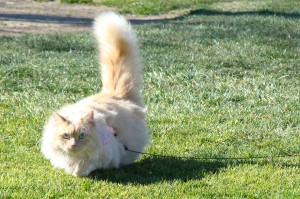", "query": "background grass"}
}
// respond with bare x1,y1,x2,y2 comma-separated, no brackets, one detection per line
1,0,300,198
58,0,300,15
96,0,300,15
